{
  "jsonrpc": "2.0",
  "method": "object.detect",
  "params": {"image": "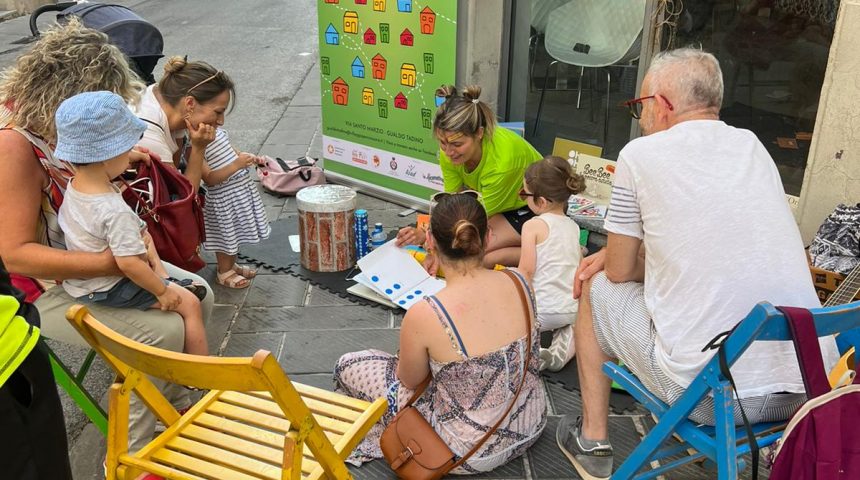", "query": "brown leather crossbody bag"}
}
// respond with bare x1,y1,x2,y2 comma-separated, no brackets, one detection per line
379,269,533,479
